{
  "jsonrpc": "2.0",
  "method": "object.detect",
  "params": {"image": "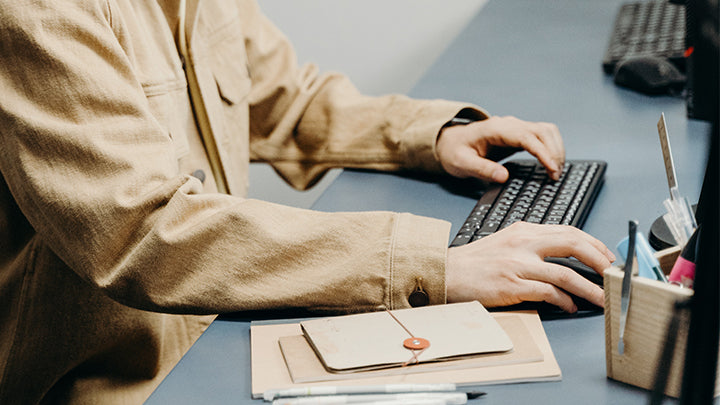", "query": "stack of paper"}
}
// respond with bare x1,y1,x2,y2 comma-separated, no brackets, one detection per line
298,301,513,372
250,301,561,399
